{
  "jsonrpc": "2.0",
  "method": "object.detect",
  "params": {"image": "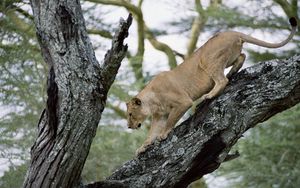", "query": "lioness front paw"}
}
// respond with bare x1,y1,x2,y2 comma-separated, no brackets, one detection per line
135,146,147,156
158,131,170,141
